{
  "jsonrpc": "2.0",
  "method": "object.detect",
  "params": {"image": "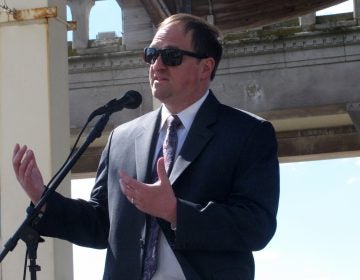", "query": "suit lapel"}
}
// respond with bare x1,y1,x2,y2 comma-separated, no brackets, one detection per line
169,92,220,183
135,109,161,182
